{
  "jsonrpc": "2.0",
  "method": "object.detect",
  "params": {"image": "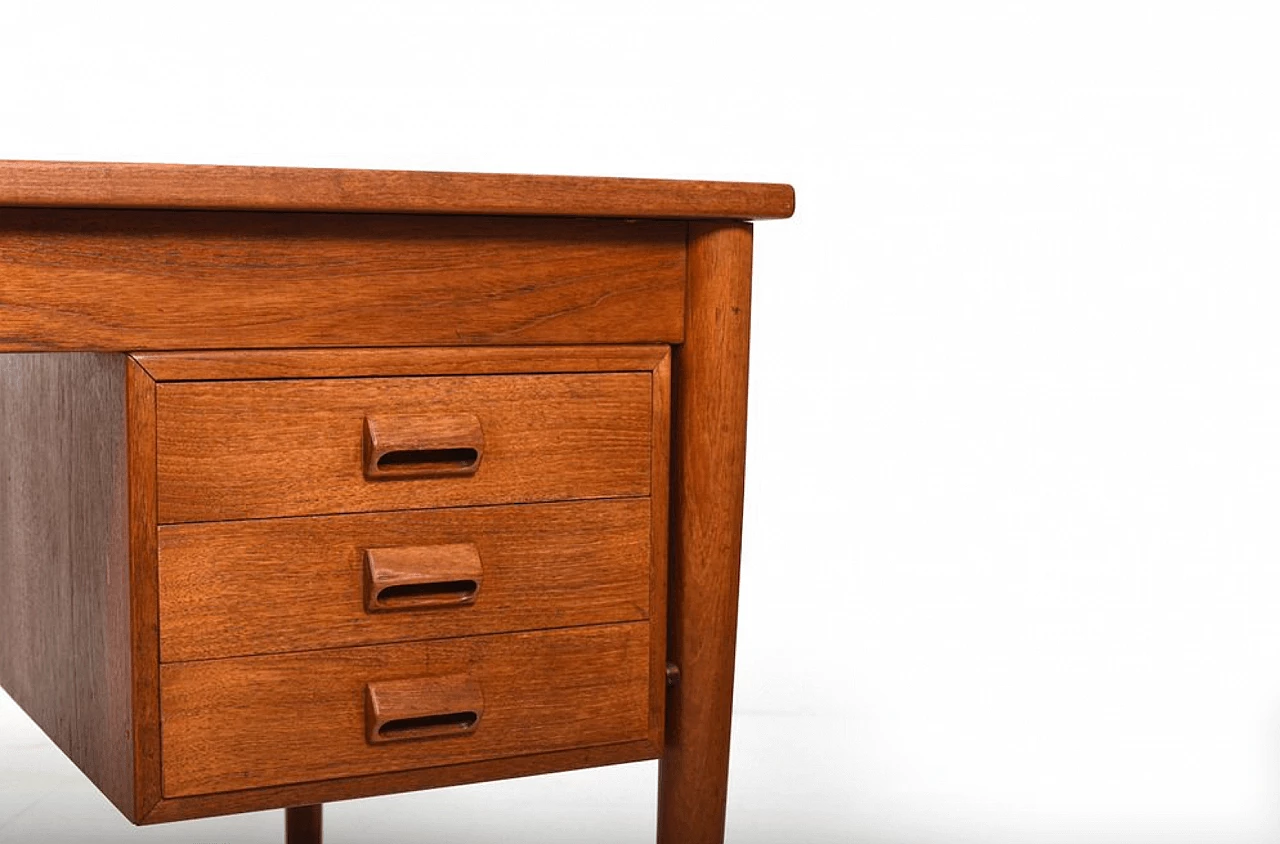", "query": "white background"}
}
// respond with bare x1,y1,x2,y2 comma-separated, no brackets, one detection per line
3,1,1280,842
